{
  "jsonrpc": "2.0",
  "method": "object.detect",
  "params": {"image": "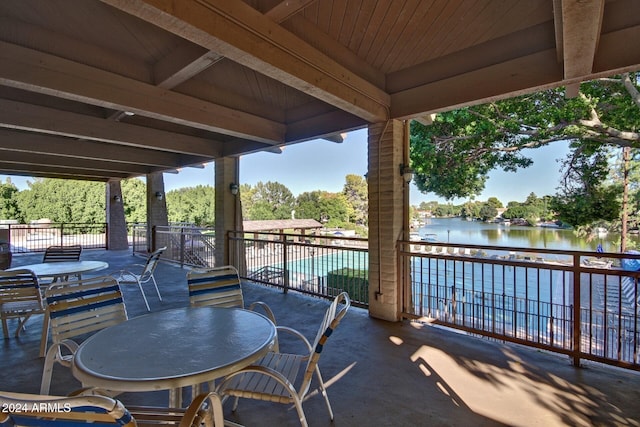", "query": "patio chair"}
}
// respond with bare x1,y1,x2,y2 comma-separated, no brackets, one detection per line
112,246,166,311
0,269,48,354
40,275,128,394
43,245,82,263
43,244,83,282
216,292,351,427
0,390,225,427
187,265,276,324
